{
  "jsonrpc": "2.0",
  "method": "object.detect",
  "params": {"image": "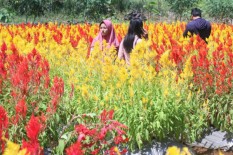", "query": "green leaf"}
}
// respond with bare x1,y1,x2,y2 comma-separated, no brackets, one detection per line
136,133,142,149
223,103,228,112
145,129,149,141
56,113,60,122
85,113,97,118
40,103,47,111
57,139,65,155
156,121,161,128
230,110,233,115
